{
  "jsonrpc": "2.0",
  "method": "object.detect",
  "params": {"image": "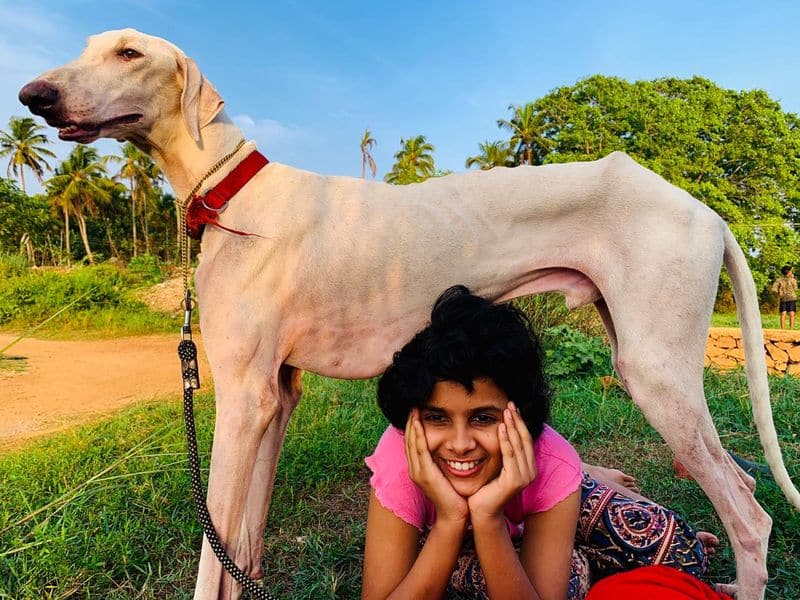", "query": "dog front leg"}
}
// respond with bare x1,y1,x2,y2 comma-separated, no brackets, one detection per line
193,368,281,600
236,365,303,581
